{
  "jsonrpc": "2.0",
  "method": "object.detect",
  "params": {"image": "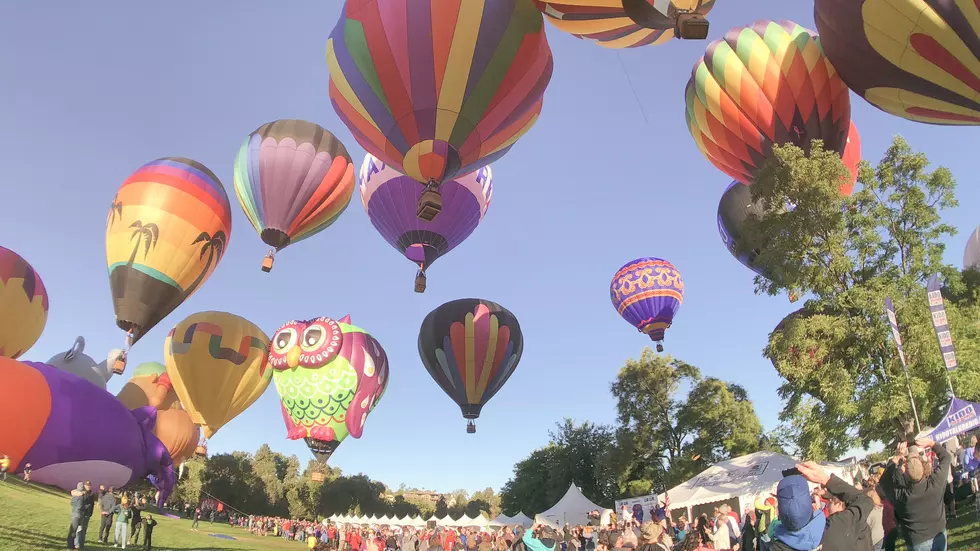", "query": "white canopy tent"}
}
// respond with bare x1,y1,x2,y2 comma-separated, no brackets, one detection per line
662,451,796,515
491,512,534,527
537,483,609,527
